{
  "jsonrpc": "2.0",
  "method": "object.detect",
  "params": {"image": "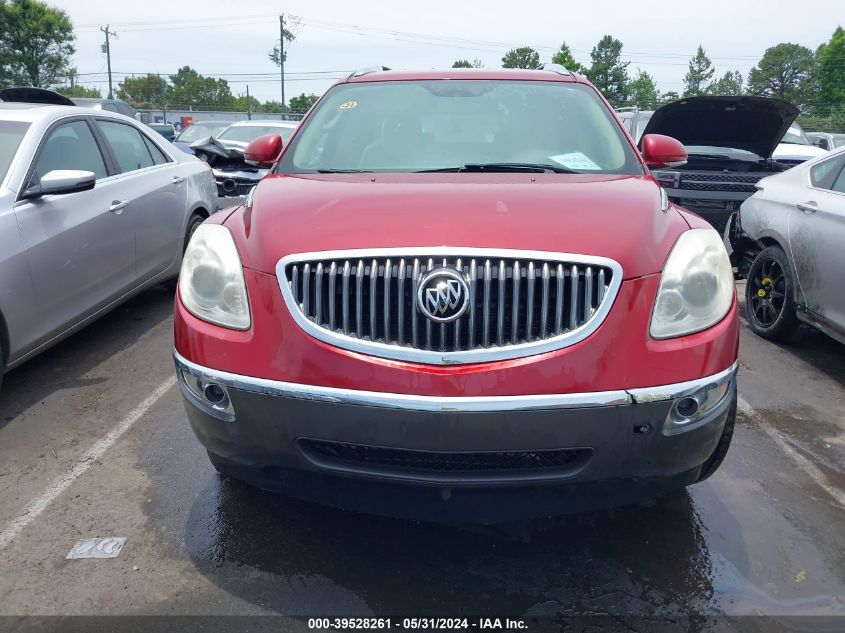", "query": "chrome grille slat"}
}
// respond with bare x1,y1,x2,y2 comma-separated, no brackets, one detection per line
369,259,377,341
341,261,350,335
328,262,337,330
281,250,618,363
383,258,391,343
355,260,363,337
526,262,535,341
